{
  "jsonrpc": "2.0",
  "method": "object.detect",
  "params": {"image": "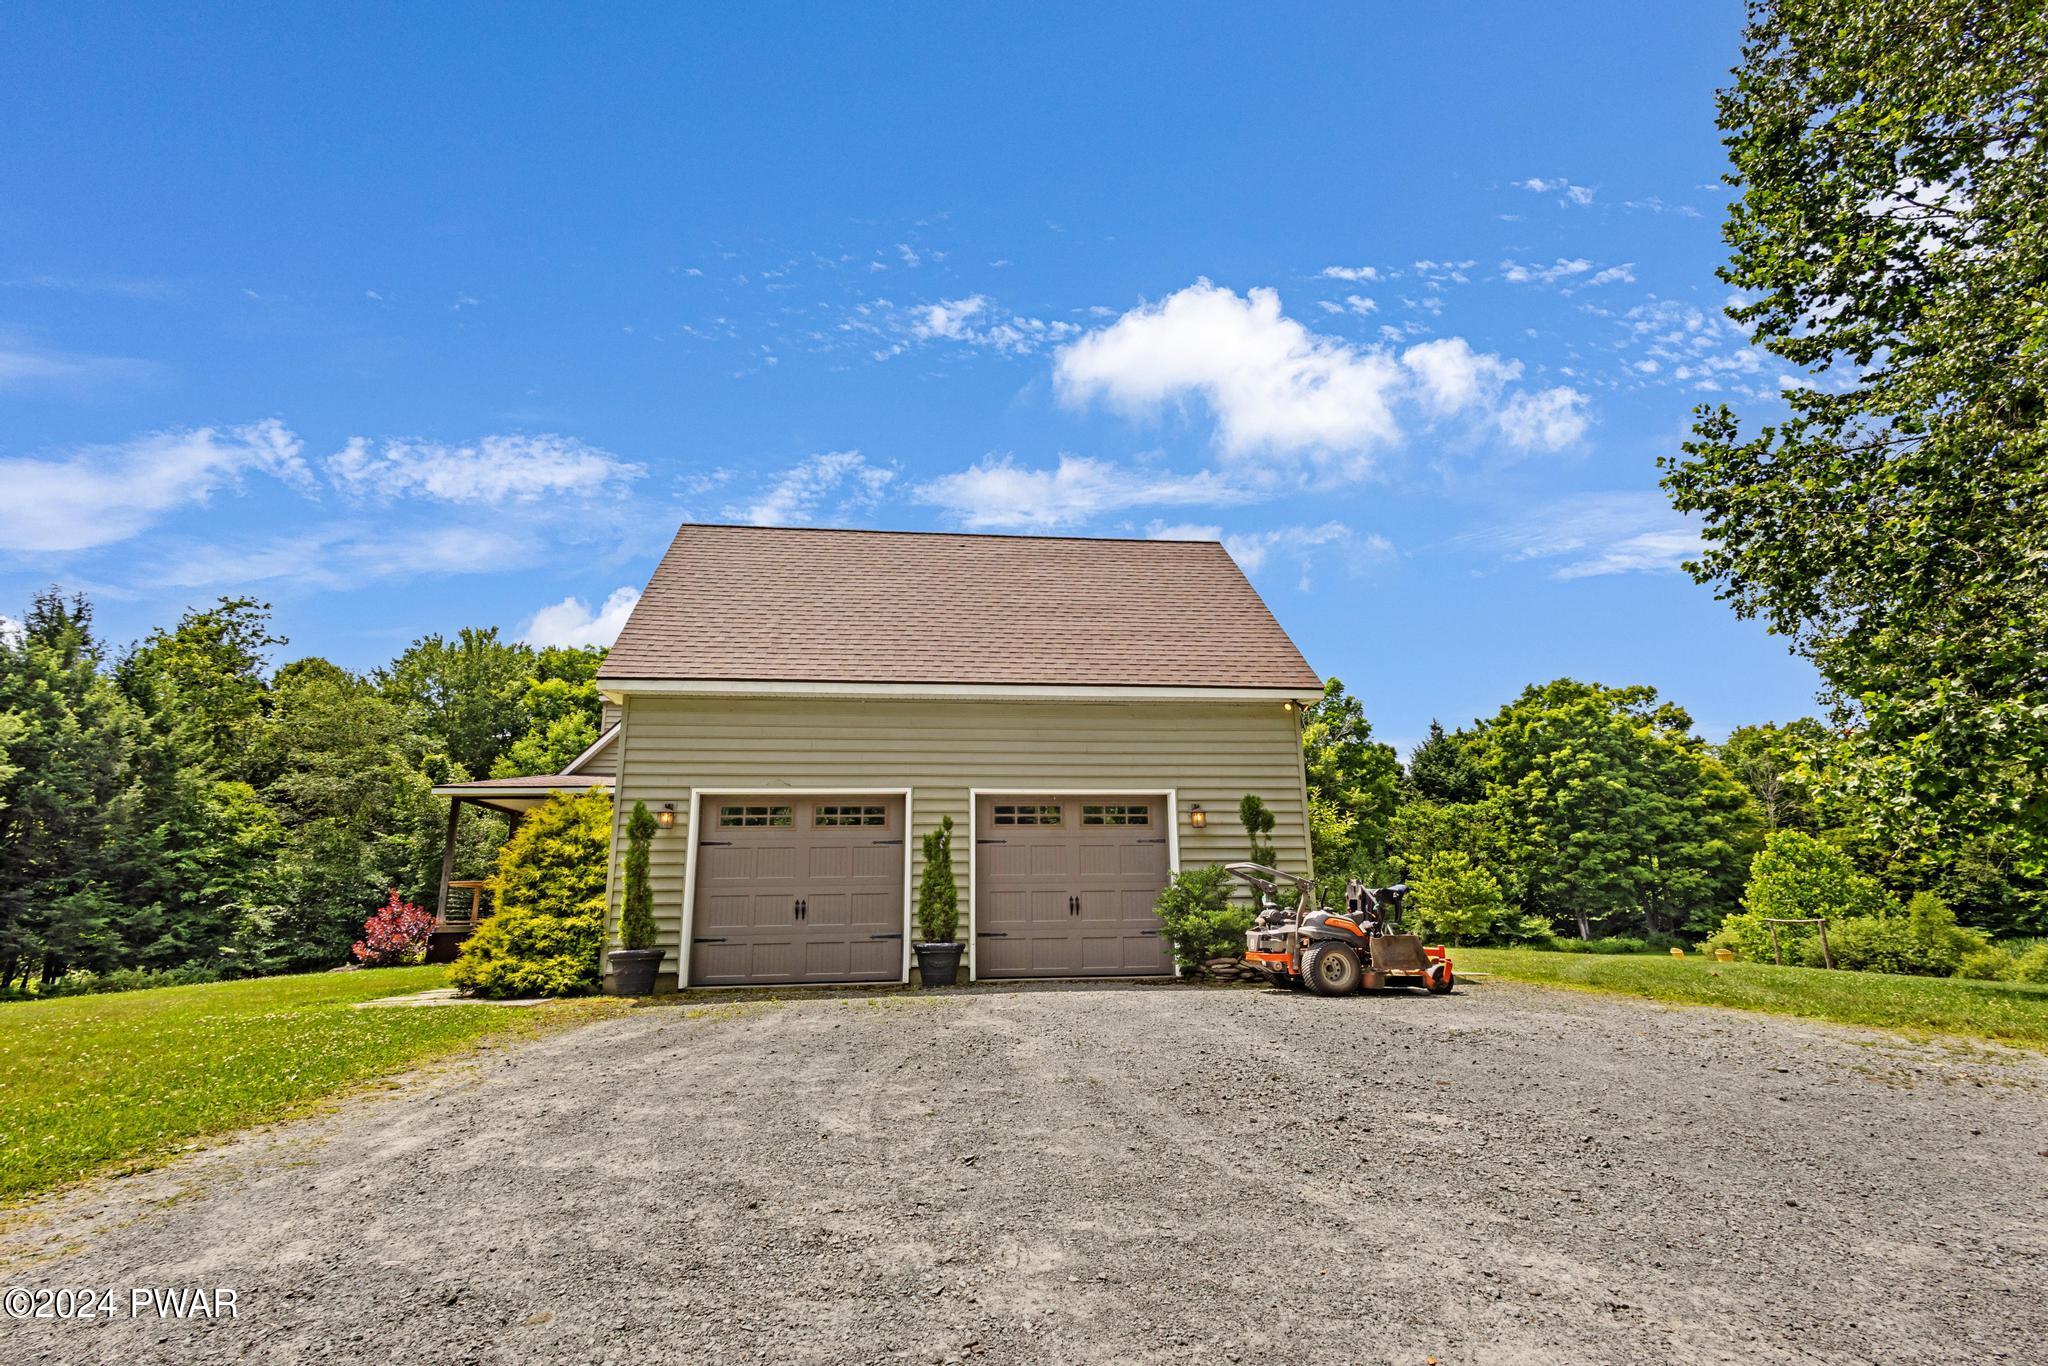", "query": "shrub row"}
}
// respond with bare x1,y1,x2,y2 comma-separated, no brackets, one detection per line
2,962,228,1002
